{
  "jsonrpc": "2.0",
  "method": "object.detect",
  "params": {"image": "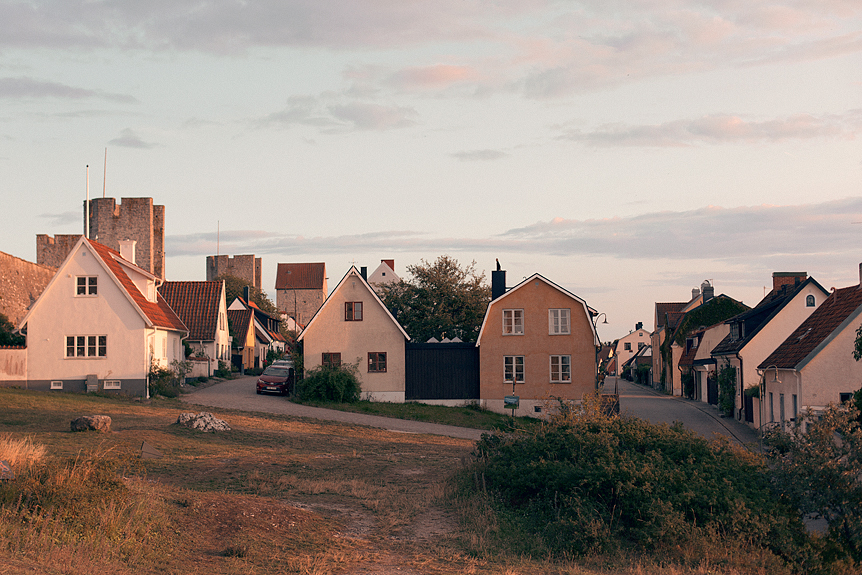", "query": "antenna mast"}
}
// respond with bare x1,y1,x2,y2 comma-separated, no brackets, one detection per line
85,165,89,238
102,148,107,198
